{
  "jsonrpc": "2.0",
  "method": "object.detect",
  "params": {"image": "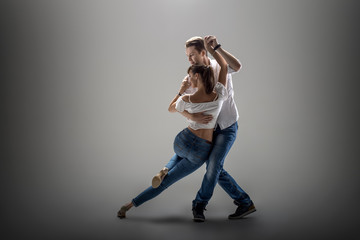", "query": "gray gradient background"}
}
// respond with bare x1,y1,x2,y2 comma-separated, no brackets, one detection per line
1,0,359,239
